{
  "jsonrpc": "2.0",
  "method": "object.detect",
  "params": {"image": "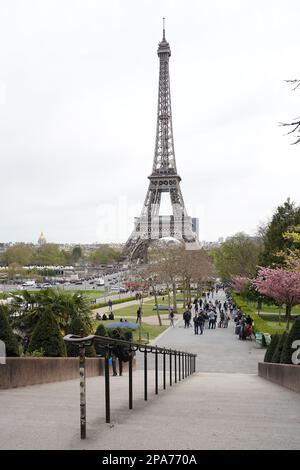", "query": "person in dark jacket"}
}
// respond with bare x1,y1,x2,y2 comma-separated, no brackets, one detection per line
111,329,123,376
